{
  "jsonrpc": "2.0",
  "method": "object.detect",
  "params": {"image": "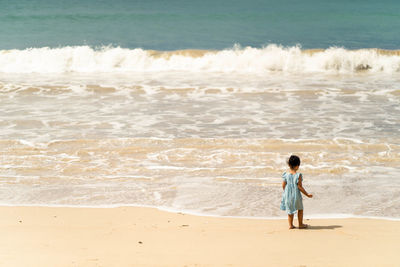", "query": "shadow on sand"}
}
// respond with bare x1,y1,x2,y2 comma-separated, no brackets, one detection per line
306,225,342,230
